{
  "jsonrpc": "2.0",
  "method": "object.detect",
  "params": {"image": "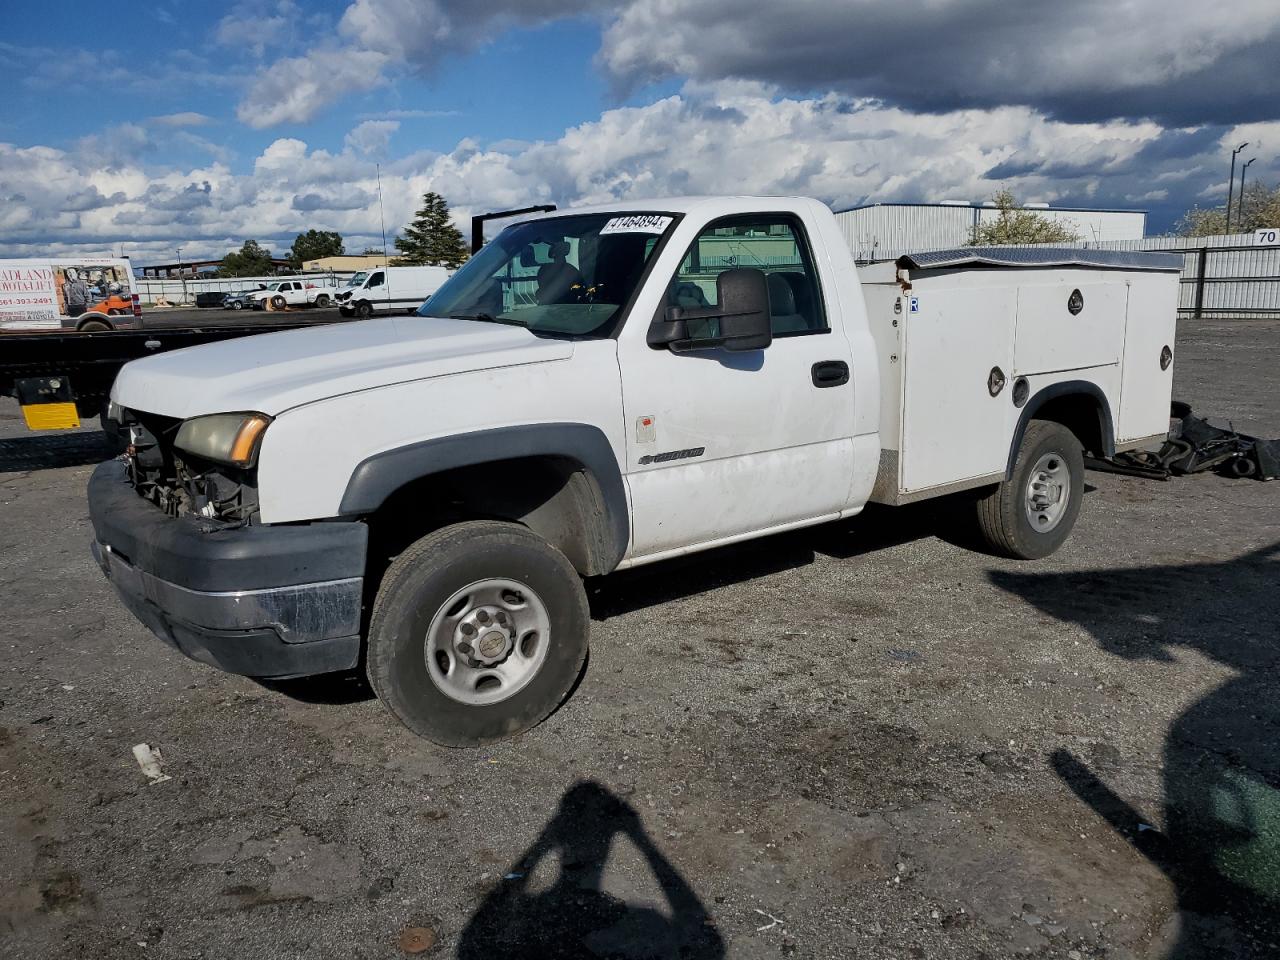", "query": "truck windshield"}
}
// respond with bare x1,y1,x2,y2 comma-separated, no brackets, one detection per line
418,212,677,336
343,272,367,287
